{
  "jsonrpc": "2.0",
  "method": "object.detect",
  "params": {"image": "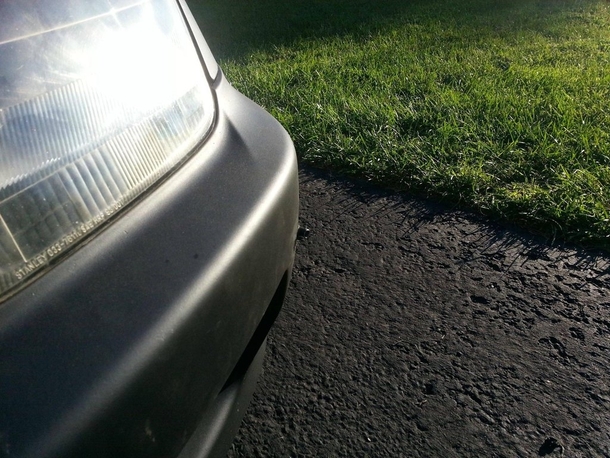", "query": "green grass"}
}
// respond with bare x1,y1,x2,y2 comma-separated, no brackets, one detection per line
189,0,610,250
